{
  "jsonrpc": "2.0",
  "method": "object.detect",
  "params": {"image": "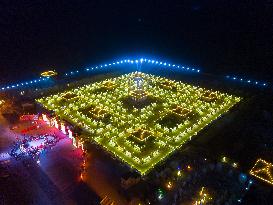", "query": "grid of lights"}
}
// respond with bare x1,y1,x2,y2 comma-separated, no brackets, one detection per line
226,75,268,87
37,72,240,175
249,158,273,186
